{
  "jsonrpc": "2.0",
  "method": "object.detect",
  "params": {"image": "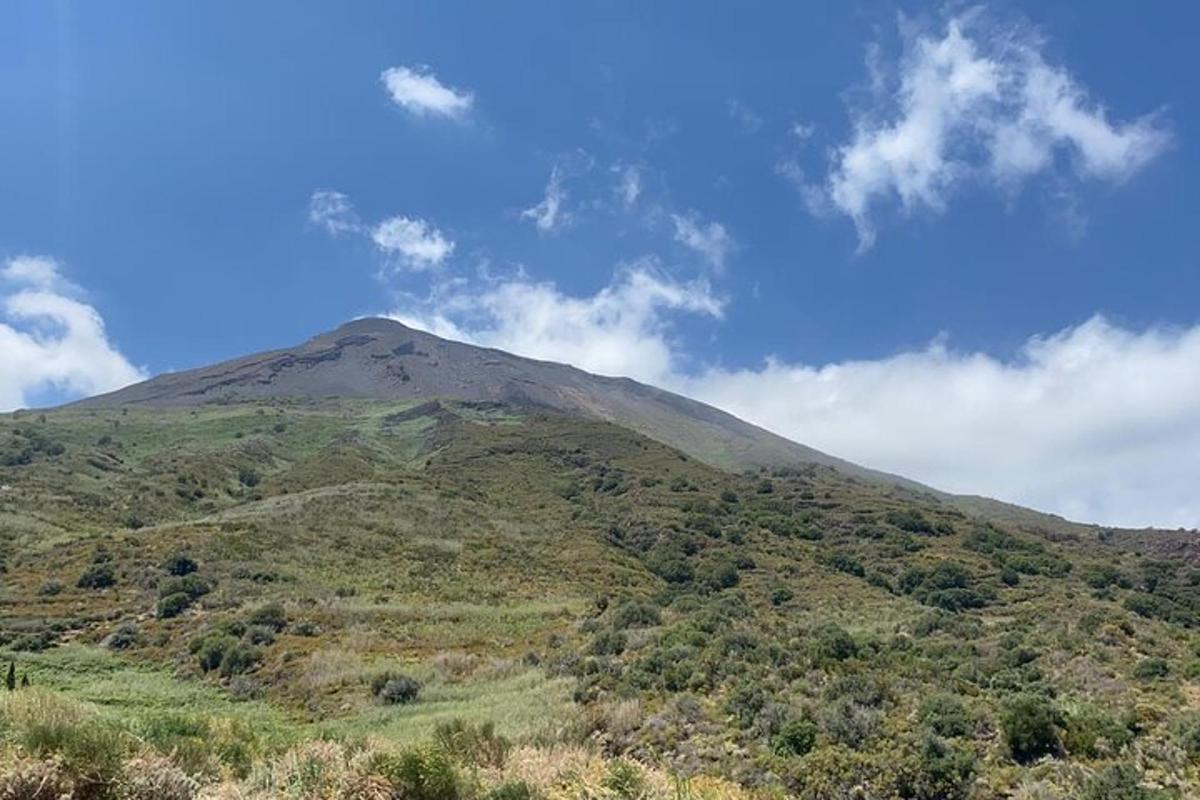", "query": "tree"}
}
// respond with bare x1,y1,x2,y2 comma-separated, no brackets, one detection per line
5,662,15,691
